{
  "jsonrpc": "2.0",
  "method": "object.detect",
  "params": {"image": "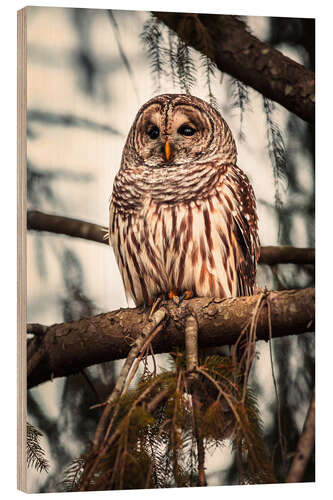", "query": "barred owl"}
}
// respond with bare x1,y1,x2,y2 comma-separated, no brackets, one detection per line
109,94,259,306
